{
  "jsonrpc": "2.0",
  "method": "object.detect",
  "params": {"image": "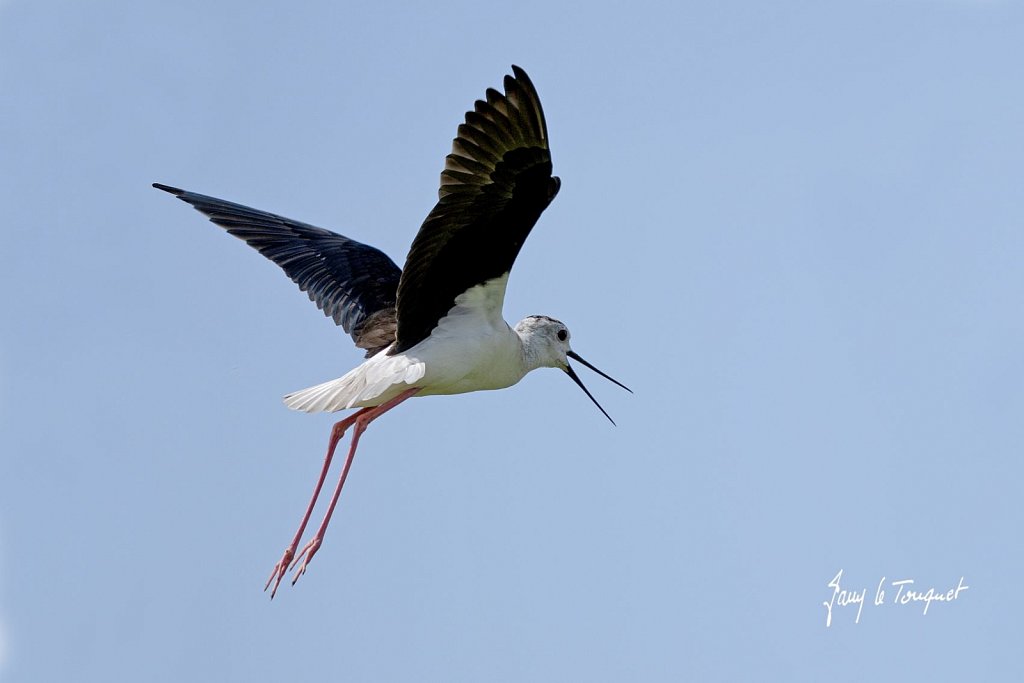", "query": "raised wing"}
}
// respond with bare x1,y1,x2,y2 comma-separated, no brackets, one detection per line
153,184,401,356
391,65,561,354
